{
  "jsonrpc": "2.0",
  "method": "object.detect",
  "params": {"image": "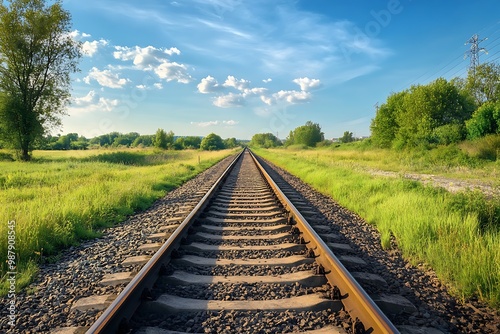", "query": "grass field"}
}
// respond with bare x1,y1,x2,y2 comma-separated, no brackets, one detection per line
0,148,238,294
253,145,500,308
